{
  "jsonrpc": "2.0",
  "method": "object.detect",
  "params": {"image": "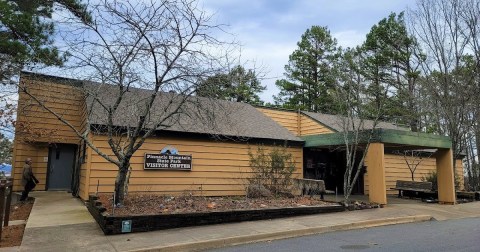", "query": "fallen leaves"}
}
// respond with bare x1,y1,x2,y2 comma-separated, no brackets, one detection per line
98,194,335,217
